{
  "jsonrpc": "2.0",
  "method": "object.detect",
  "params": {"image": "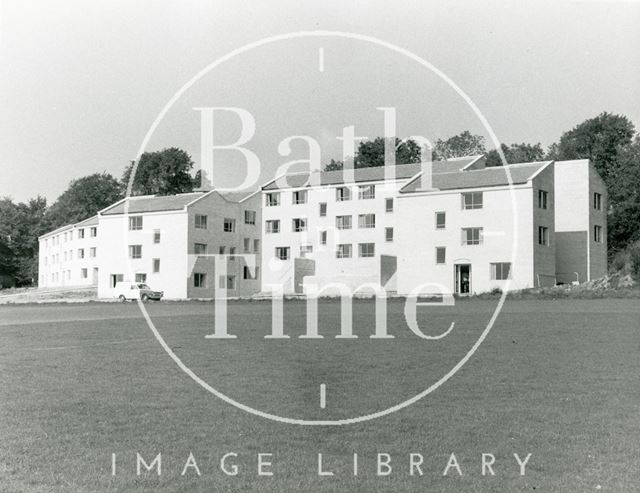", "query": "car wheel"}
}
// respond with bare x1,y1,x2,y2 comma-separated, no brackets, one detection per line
141,294,149,302
118,295,126,302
